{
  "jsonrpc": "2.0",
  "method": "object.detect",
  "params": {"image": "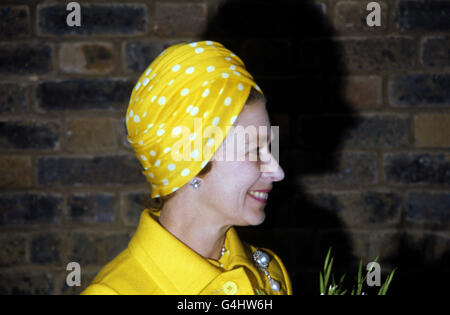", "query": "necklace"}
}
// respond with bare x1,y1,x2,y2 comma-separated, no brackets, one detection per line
220,246,280,292
220,246,226,258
